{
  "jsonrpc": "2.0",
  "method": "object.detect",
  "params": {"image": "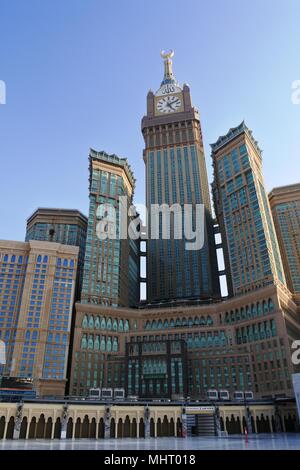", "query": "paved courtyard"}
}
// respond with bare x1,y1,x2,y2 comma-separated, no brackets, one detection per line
1,434,300,450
